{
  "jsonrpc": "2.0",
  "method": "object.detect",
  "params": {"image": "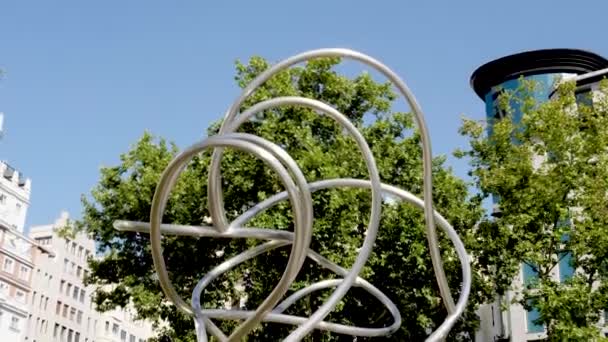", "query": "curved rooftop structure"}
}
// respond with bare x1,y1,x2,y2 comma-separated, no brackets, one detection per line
470,49,608,99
